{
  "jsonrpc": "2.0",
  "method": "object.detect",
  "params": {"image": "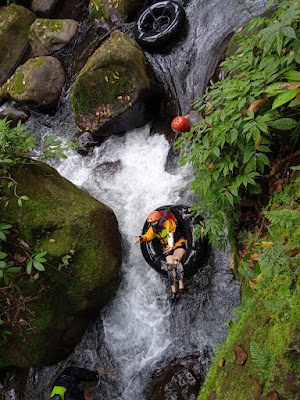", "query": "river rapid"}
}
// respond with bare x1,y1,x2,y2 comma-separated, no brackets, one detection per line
2,0,268,398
